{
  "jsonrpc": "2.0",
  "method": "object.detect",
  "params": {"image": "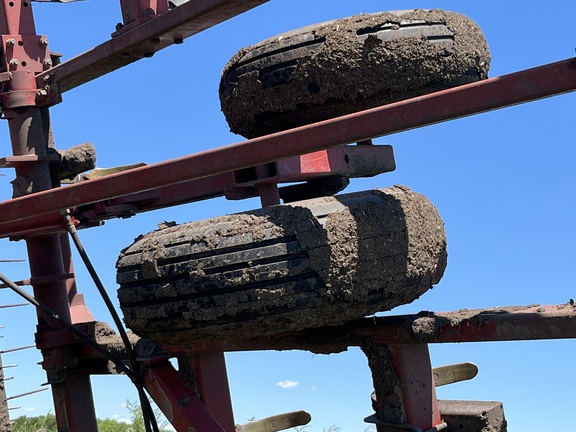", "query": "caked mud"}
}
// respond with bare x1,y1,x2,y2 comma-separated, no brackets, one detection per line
117,186,447,345
220,9,491,137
